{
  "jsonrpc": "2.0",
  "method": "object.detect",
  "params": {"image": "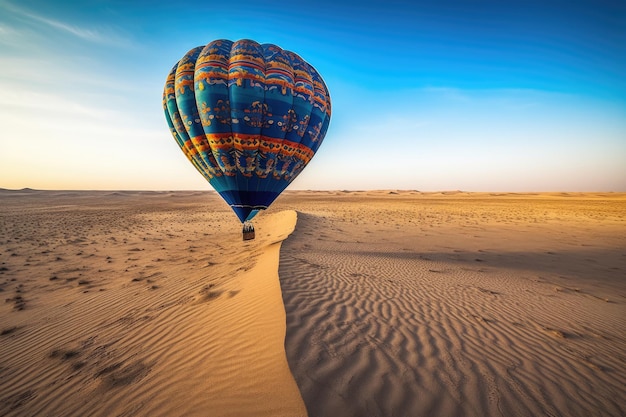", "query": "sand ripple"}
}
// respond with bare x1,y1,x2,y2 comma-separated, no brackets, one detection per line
279,196,626,417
